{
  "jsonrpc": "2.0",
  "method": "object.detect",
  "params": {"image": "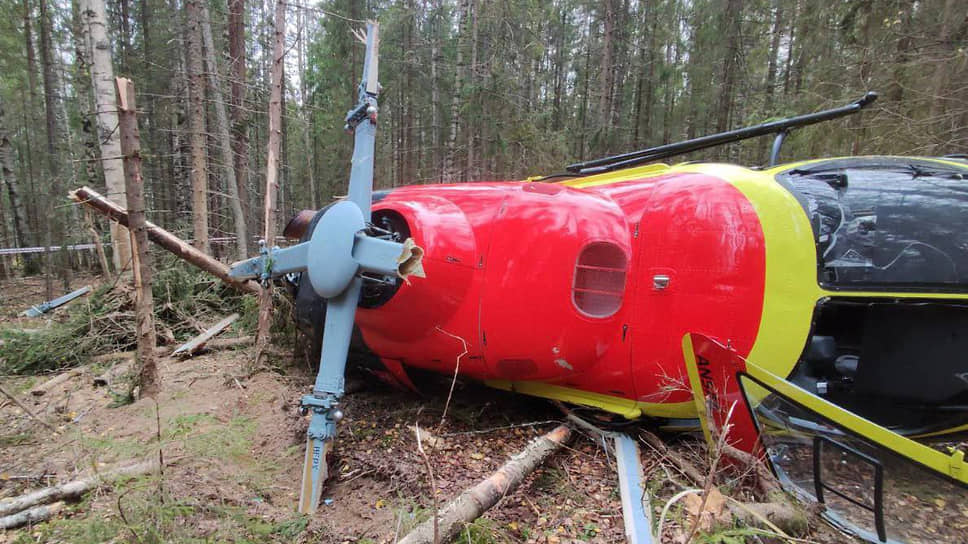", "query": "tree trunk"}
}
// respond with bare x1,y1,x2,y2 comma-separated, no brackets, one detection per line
185,0,210,254
0,96,35,268
80,0,130,272
599,0,616,138
297,7,316,208
464,0,478,180
70,186,261,294
115,77,158,398
715,0,742,134
398,425,573,544
764,0,783,114
255,0,286,365
39,0,70,290
228,0,251,236
929,0,959,151
443,0,468,183
428,0,441,181
199,2,248,260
